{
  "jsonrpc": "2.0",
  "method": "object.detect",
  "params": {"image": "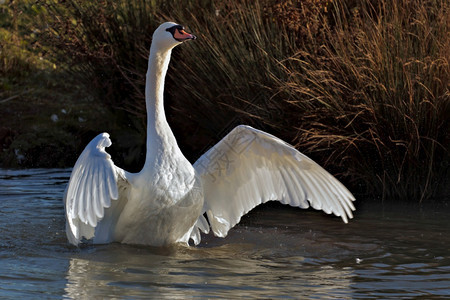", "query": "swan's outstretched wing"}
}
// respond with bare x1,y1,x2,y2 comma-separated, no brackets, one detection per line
64,133,129,245
194,125,355,238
